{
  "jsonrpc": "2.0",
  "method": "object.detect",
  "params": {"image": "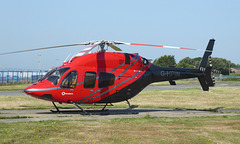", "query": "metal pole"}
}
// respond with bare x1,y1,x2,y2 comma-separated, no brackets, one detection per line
0,71,2,83
27,71,29,82
229,63,231,75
